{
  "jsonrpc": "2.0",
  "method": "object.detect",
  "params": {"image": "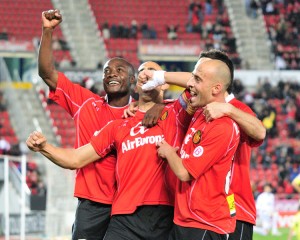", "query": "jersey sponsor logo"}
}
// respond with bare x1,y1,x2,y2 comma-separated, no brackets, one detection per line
192,130,202,144
130,122,149,136
180,148,190,159
193,146,203,157
122,135,164,153
160,111,168,121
